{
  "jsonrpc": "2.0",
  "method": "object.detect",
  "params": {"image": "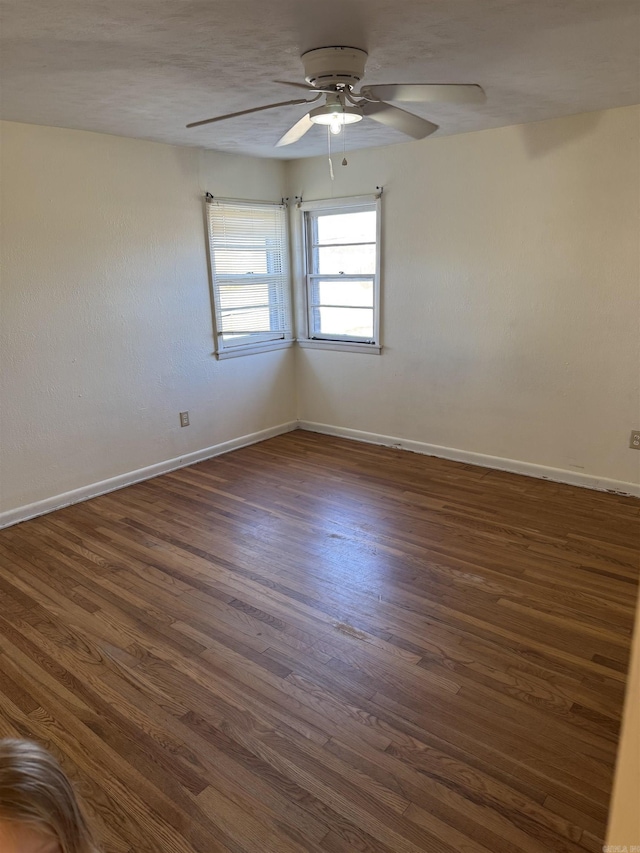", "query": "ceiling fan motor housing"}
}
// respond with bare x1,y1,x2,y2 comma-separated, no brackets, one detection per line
302,46,368,89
